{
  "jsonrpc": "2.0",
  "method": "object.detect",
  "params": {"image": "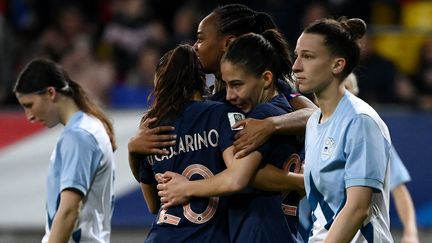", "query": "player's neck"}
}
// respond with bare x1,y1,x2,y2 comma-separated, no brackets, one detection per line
191,91,204,101
316,83,345,123
56,95,80,125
